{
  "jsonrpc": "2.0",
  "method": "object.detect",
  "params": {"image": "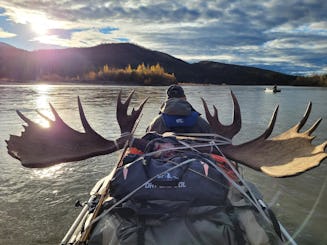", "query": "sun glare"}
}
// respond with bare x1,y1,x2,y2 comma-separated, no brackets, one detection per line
34,84,53,128
32,22,49,35
32,164,64,179
27,13,57,35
